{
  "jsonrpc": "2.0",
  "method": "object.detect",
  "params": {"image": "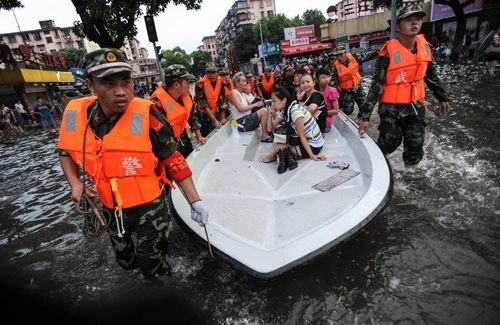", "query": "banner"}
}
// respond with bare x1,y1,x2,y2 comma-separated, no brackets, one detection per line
284,25,315,40
431,0,484,21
